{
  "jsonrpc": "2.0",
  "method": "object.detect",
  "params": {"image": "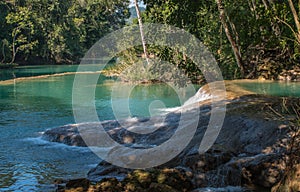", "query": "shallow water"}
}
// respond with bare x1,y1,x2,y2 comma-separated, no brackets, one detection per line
235,80,300,97
0,65,101,81
0,65,195,191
